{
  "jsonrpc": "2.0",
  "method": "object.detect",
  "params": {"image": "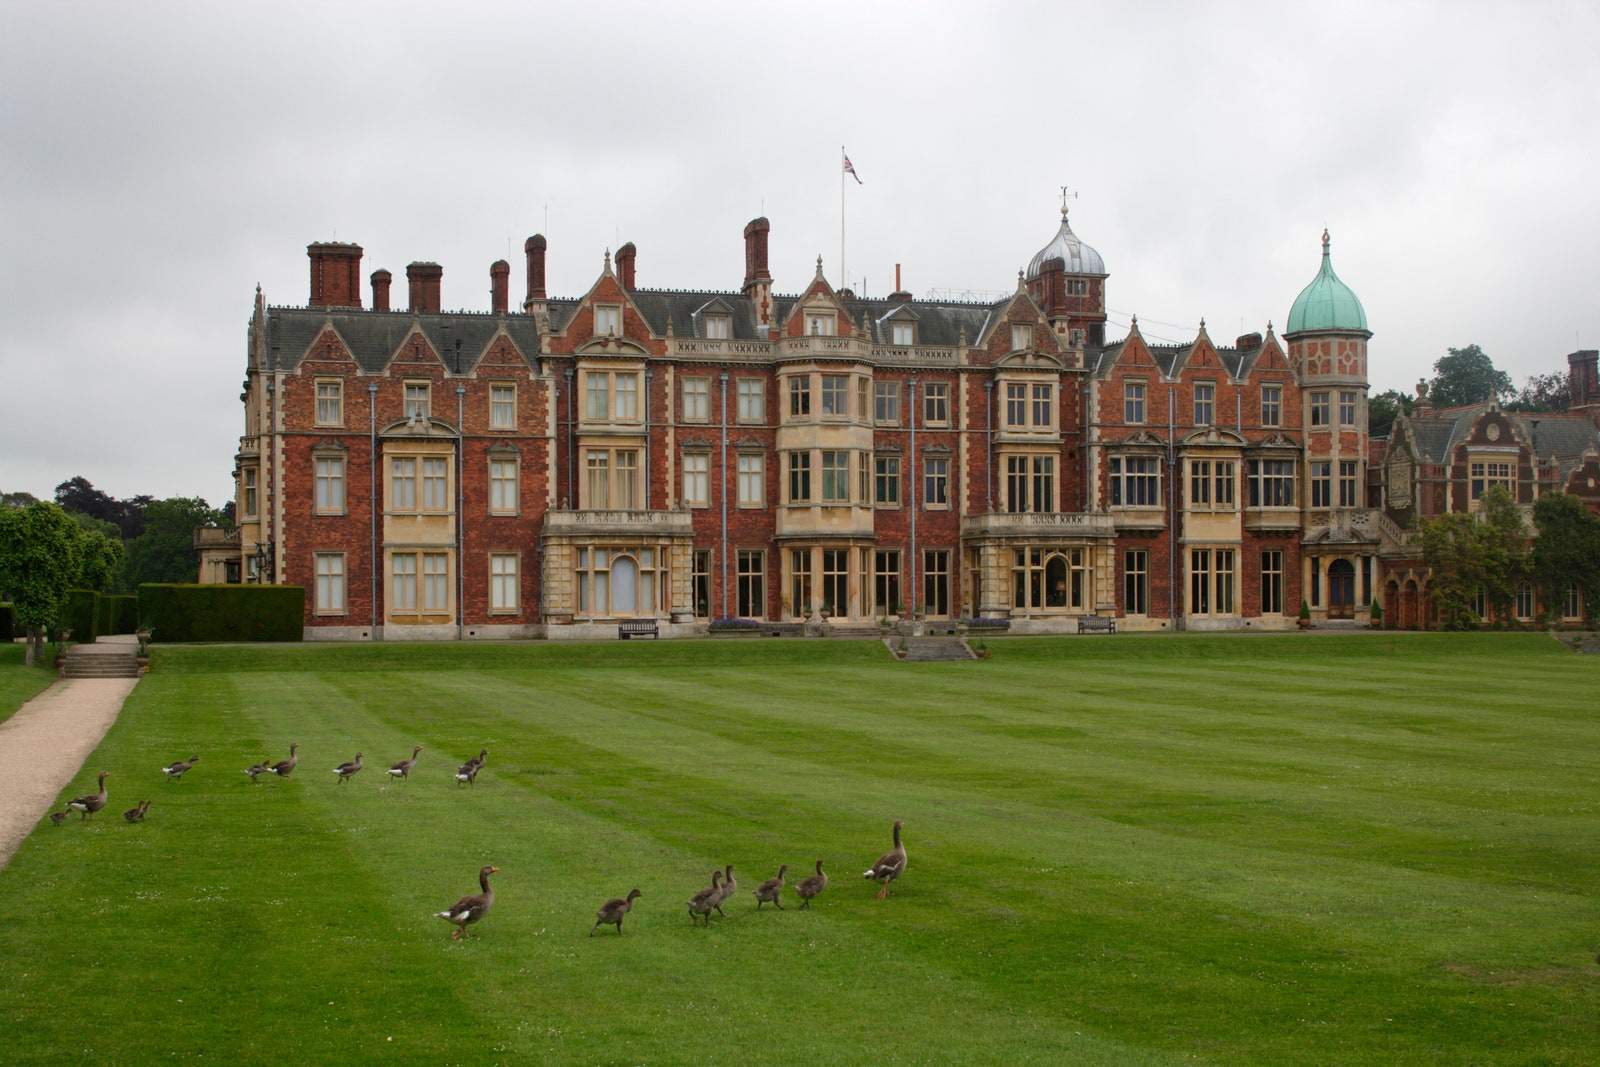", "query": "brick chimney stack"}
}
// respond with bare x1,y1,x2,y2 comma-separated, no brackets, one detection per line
889,262,912,303
742,217,771,290
1570,349,1600,416
490,260,510,314
370,269,392,311
615,242,637,290
523,234,548,313
307,242,363,308
406,262,442,314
